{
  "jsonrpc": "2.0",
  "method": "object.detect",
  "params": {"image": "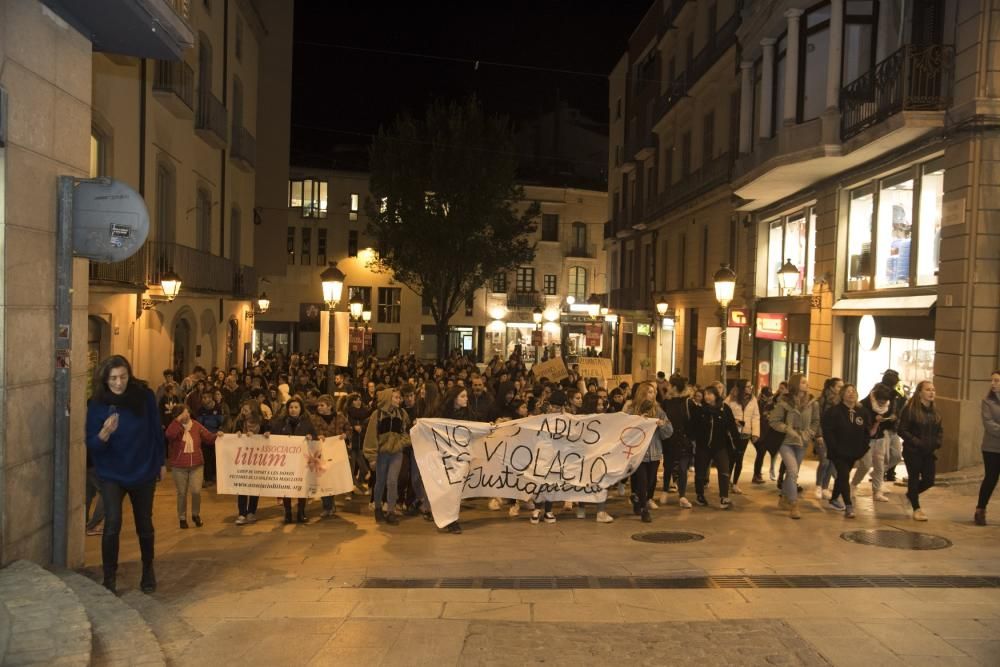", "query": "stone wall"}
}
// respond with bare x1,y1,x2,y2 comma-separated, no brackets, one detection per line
0,0,91,565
